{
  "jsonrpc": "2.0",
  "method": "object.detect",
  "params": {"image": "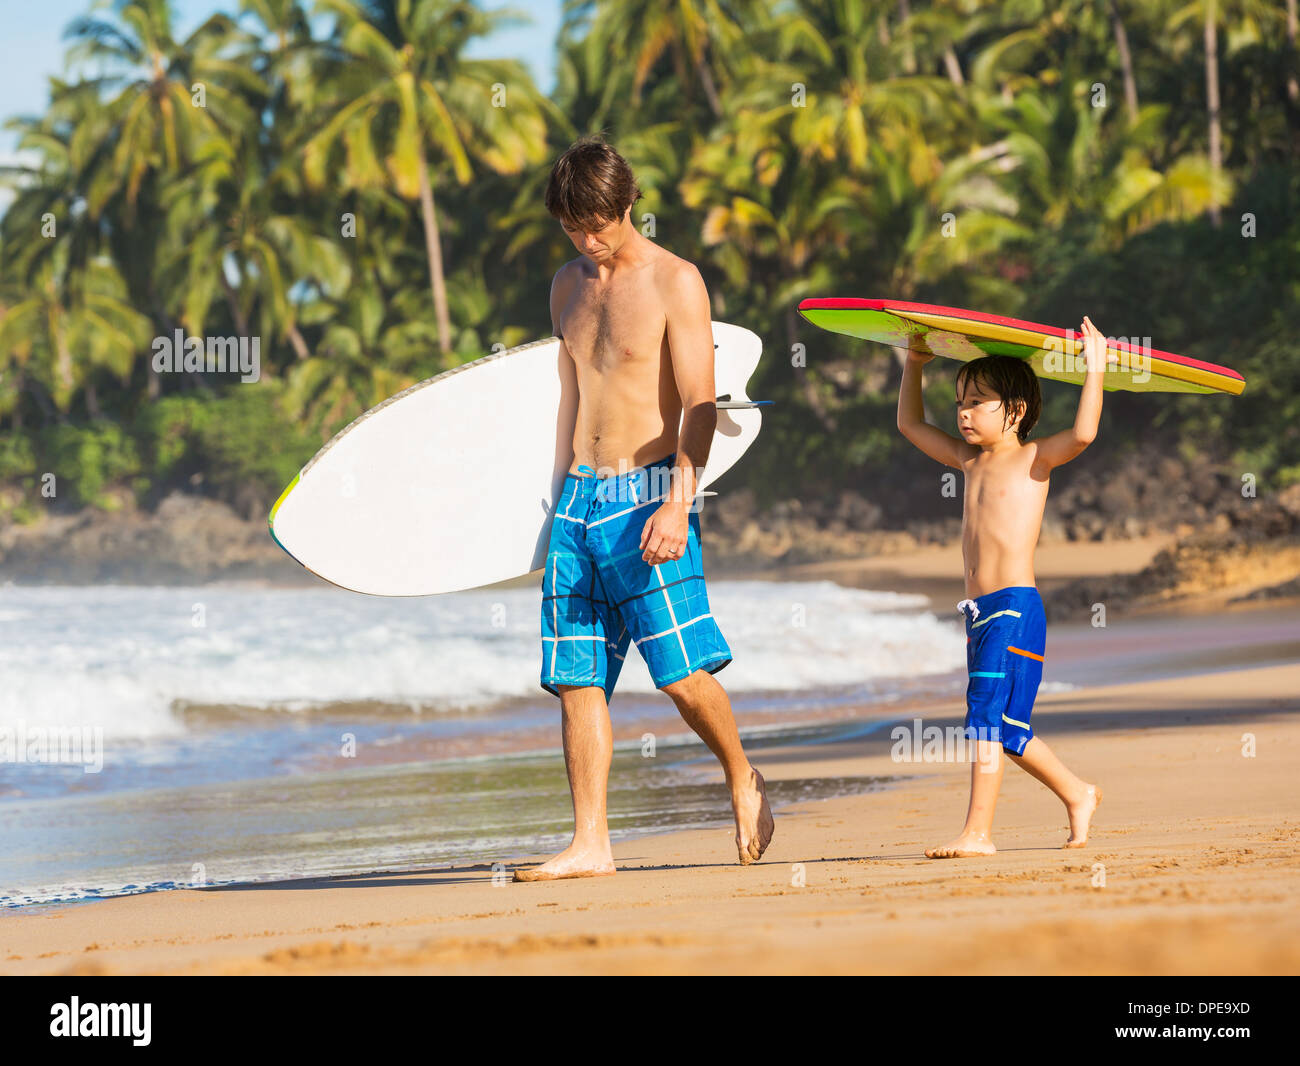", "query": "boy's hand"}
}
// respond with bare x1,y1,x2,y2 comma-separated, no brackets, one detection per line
907,349,936,365
1078,316,1115,374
